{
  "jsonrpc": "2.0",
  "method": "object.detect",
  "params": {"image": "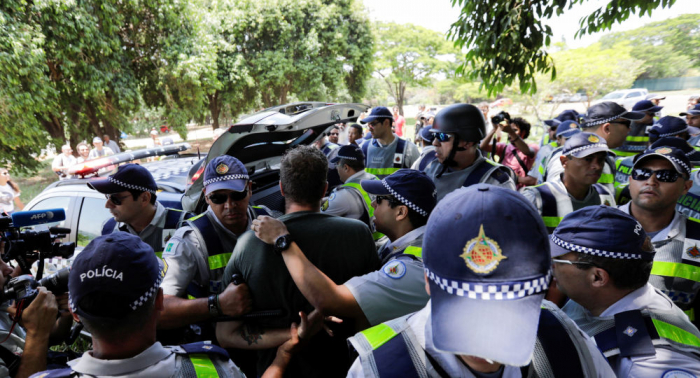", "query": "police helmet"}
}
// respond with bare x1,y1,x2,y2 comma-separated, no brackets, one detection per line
429,104,486,143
